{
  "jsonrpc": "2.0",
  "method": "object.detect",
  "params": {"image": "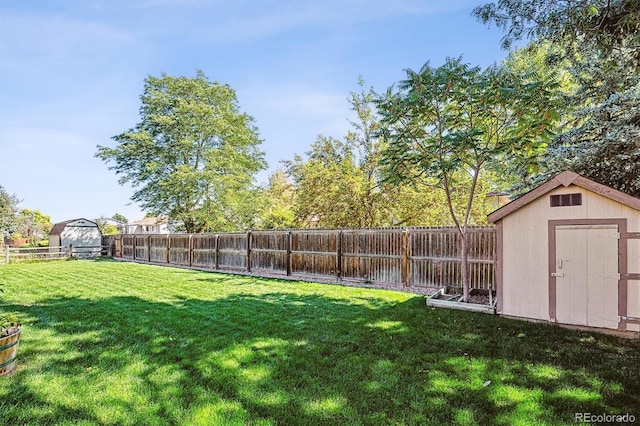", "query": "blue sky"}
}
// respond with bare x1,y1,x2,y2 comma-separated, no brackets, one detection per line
0,0,510,224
